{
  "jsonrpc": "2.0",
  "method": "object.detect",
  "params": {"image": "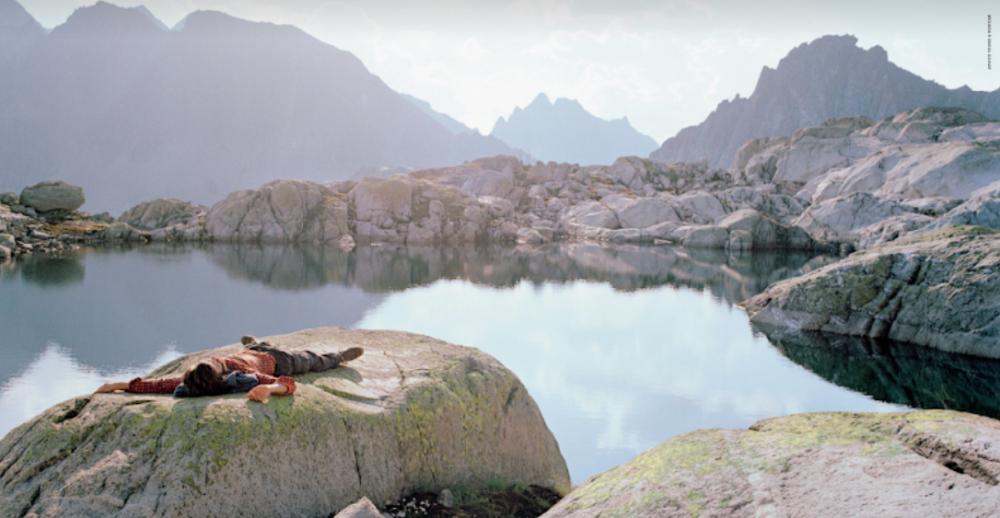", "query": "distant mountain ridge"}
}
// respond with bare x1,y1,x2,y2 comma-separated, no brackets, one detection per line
0,0,519,211
491,93,658,165
0,0,43,65
651,35,1000,168
401,93,475,135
